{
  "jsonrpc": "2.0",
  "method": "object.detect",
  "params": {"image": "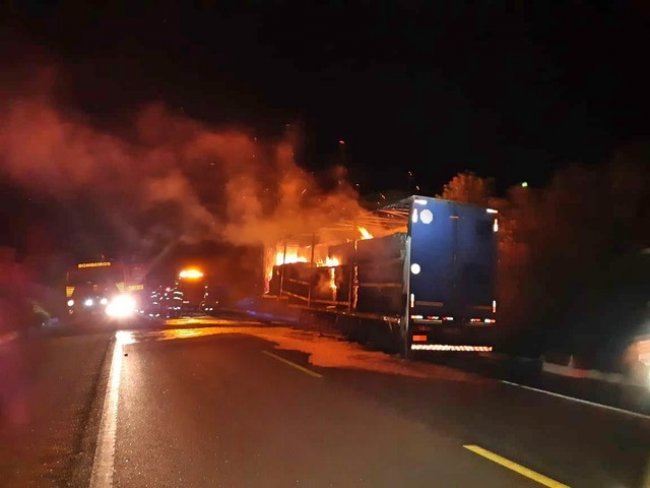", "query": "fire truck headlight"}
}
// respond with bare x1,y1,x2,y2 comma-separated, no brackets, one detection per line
100,297,109,306
67,299,74,307
105,294,137,318
84,298,94,307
